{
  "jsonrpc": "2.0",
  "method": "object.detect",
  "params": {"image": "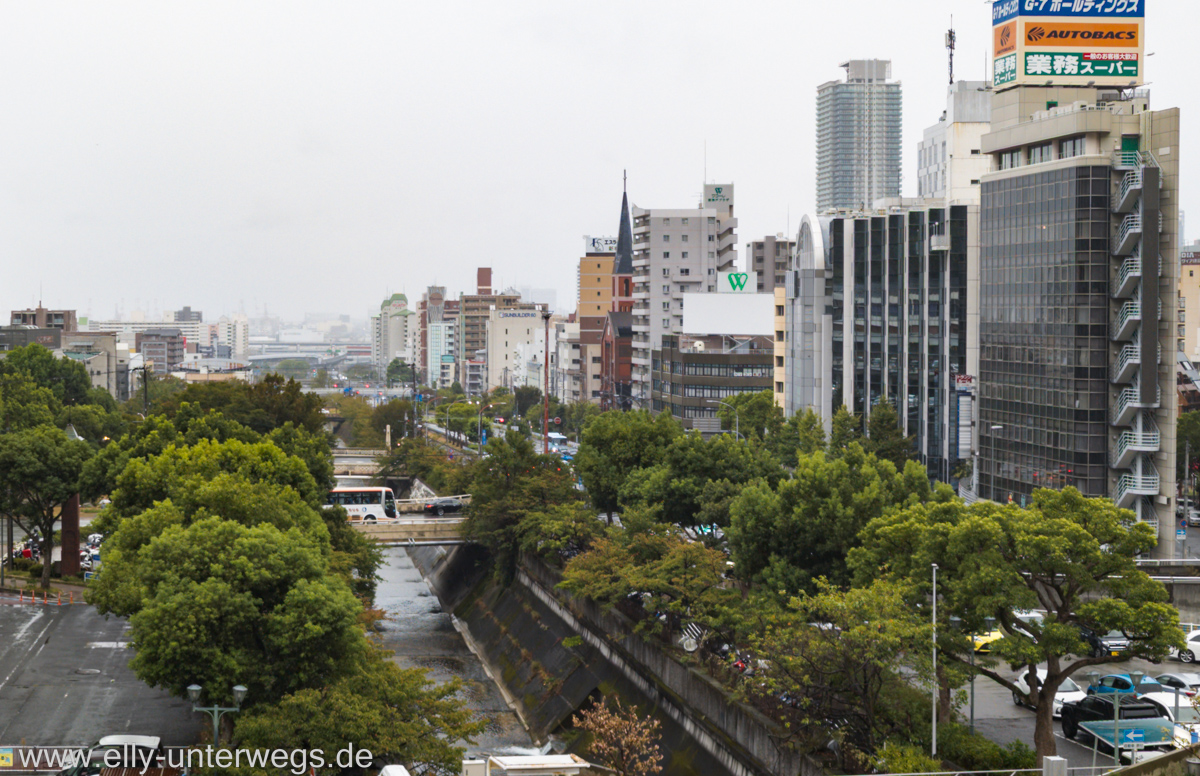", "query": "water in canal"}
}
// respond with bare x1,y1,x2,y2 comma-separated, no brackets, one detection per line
374,547,540,758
